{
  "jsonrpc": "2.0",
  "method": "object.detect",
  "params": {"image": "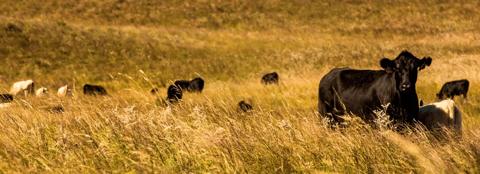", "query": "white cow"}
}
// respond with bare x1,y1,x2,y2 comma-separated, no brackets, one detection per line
57,85,72,97
417,99,462,134
10,80,34,96
35,87,48,97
